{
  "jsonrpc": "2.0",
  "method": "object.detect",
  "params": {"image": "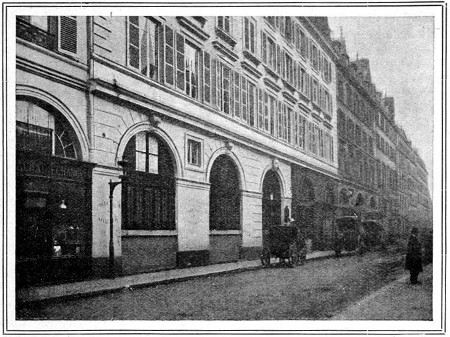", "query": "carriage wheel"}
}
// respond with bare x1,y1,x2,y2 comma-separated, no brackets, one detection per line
289,244,299,268
261,247,271,267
